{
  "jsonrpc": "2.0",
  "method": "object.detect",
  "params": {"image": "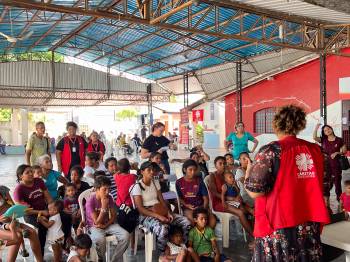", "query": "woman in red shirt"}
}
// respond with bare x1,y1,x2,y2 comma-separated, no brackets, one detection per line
87,131,106,161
